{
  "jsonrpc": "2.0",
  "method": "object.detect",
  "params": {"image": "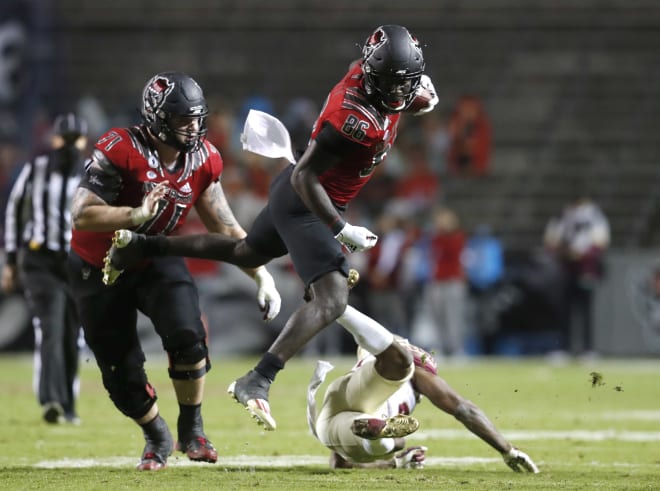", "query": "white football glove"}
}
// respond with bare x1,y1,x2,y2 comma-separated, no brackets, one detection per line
394,446,427,469
413,74,439,115
254,268,282,322
502,447,539,473
334,222,378,253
